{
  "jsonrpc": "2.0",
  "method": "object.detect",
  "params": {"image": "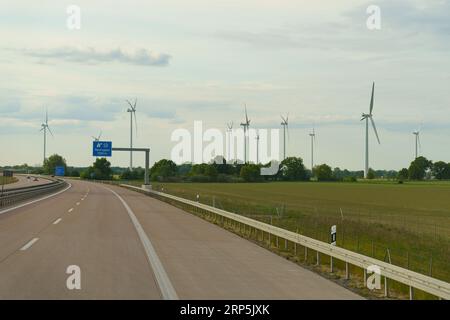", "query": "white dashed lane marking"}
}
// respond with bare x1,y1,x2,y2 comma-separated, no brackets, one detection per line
20,238,39,251
68,208,74,213
53,218,62,225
